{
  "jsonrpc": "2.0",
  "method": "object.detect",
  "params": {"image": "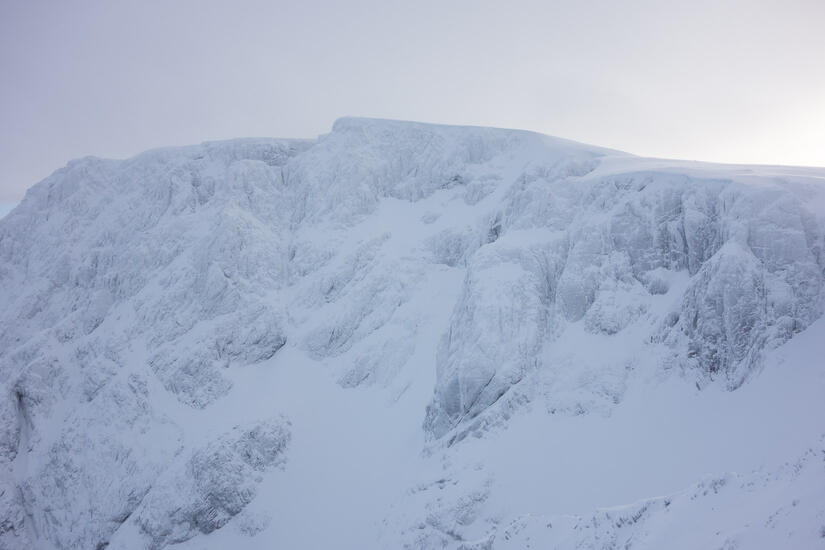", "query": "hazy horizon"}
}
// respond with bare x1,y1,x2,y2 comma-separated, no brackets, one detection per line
2,0,824,202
